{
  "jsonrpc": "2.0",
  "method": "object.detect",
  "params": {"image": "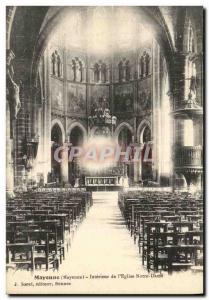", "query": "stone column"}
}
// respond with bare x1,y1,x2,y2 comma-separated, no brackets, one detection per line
6,99,15,198
99,64,102,83
31,104,42,183
133,142,143,183
138,143,144,182
42,48,51,183
152,40,161,183
60,143,69,184
6,49,21,196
